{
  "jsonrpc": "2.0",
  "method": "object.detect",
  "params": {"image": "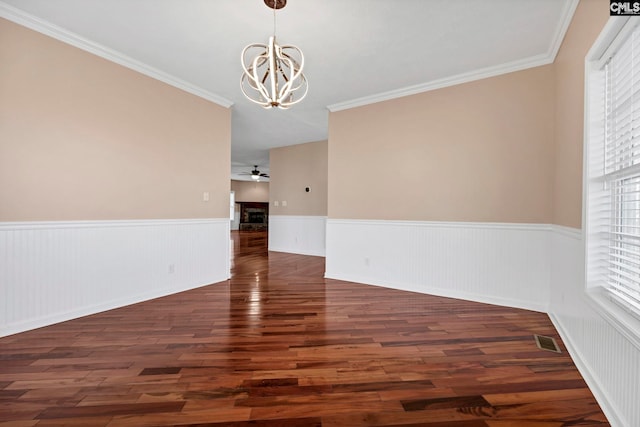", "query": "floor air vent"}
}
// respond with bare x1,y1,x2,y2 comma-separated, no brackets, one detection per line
534,334,561,353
